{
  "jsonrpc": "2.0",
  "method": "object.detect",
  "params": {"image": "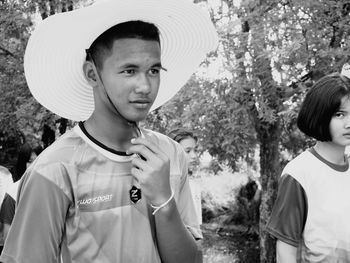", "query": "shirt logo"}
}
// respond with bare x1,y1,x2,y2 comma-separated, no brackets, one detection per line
78,193,115,212
78,194,113,206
